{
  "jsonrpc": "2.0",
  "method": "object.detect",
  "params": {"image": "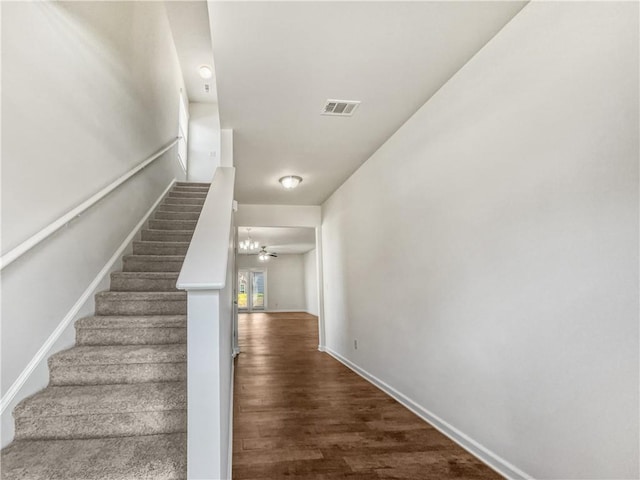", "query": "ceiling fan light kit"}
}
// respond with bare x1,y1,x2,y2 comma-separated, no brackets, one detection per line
258,246,277,261
279,175,302,189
